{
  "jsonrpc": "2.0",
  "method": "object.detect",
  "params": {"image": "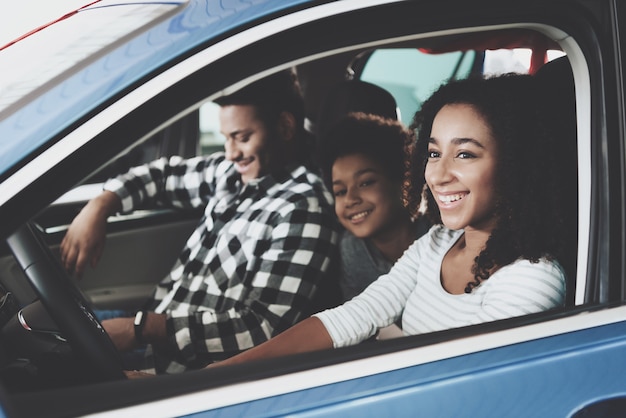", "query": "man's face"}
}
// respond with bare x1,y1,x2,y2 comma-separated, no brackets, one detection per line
219,104,280,184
